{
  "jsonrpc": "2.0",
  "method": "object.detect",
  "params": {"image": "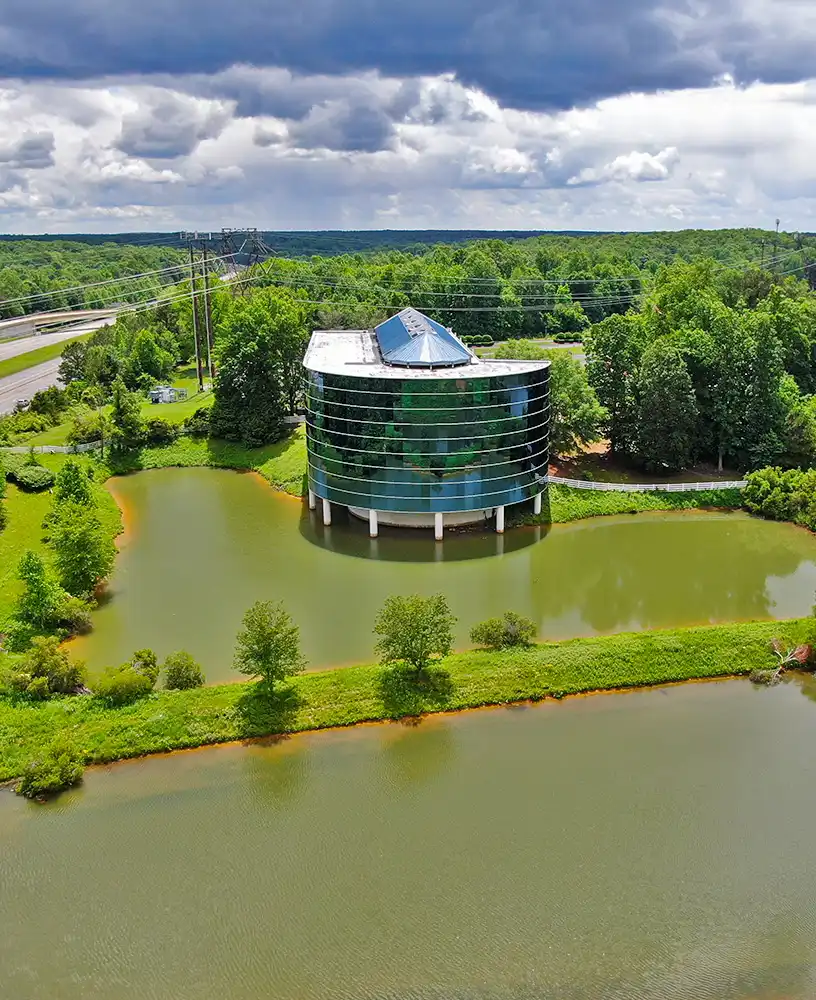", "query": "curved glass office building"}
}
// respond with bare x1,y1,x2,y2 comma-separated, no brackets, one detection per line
304,308,550,536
